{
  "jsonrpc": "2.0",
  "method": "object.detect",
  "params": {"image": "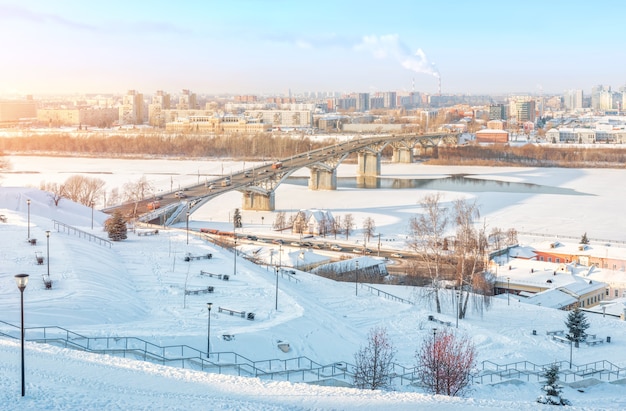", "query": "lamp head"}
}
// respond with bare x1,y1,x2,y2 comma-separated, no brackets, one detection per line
14,274,29,291
46,230,50,238
207,302,213,311
27,199,31,206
